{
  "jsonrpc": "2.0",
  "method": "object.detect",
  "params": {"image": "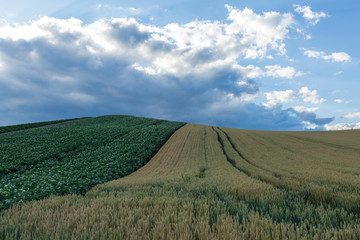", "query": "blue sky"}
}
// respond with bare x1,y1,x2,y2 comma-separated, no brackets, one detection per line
0,0,359,130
